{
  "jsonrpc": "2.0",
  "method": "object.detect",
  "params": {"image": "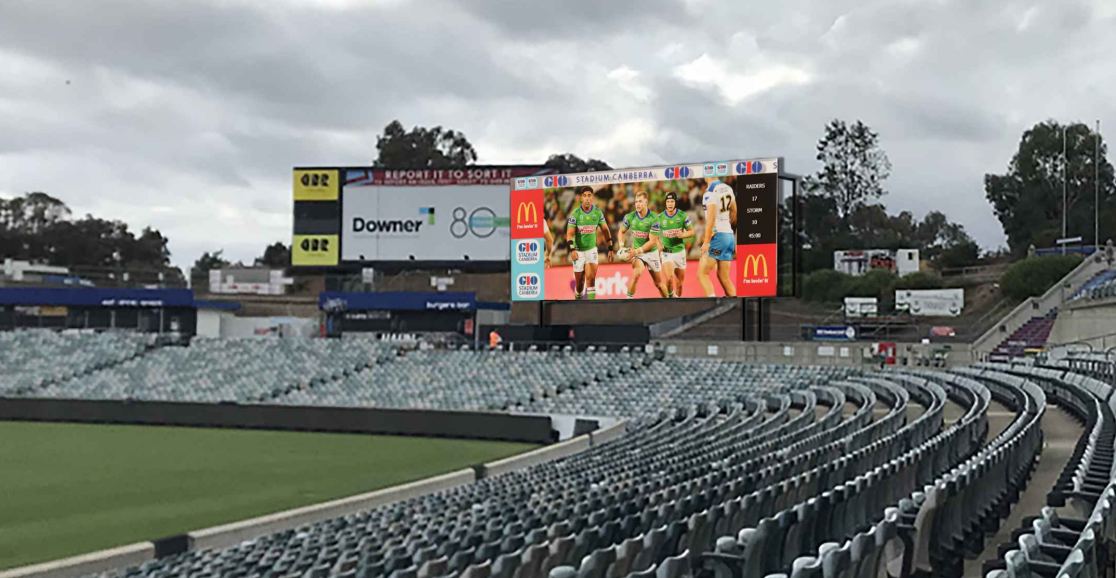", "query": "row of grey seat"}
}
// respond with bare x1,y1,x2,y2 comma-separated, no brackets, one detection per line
17,331,1113,577
974,361,1116,578
767,359,1115,578
82,365,1011,578
2,329,855,419
78,372,888,578
0,329,155,395
684,368,1013,578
